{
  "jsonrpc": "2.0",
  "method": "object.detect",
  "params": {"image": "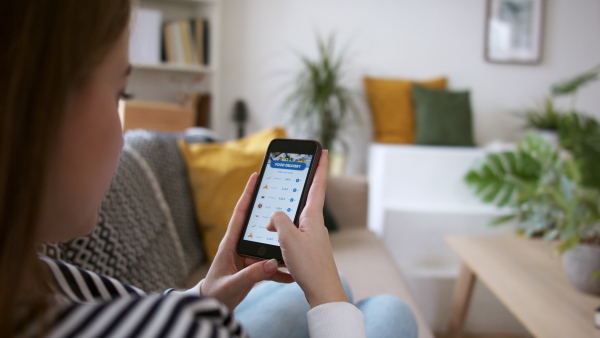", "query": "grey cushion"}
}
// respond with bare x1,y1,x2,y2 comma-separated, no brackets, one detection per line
123,129,212,274
44,147,188,291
